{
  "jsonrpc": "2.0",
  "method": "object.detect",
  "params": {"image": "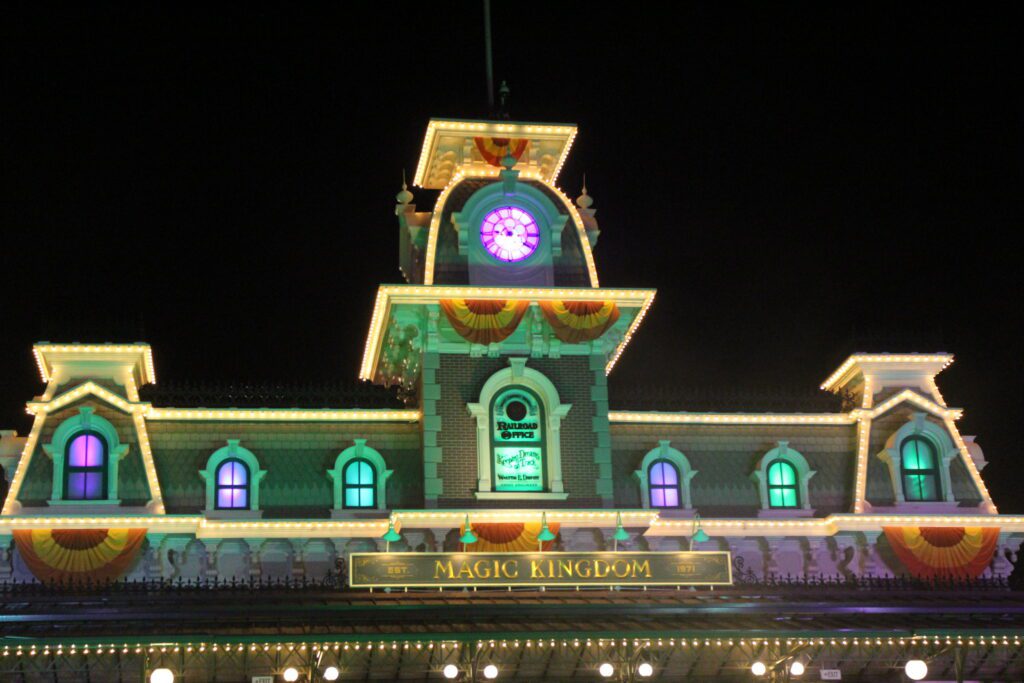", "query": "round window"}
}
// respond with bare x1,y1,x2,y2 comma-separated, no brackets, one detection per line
504,399,528,422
